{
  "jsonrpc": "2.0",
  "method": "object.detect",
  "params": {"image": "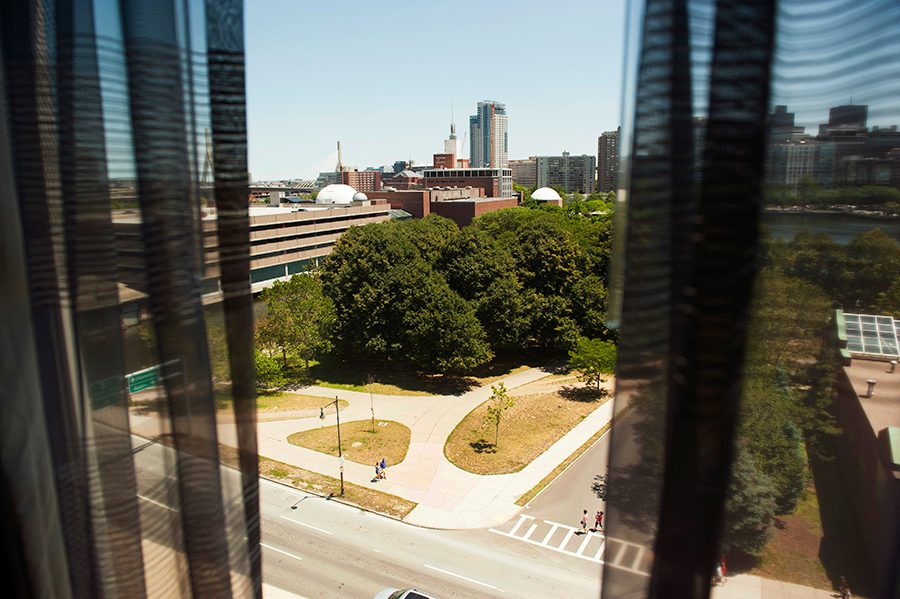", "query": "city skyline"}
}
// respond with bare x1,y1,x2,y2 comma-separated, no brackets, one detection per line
244,0,627,180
